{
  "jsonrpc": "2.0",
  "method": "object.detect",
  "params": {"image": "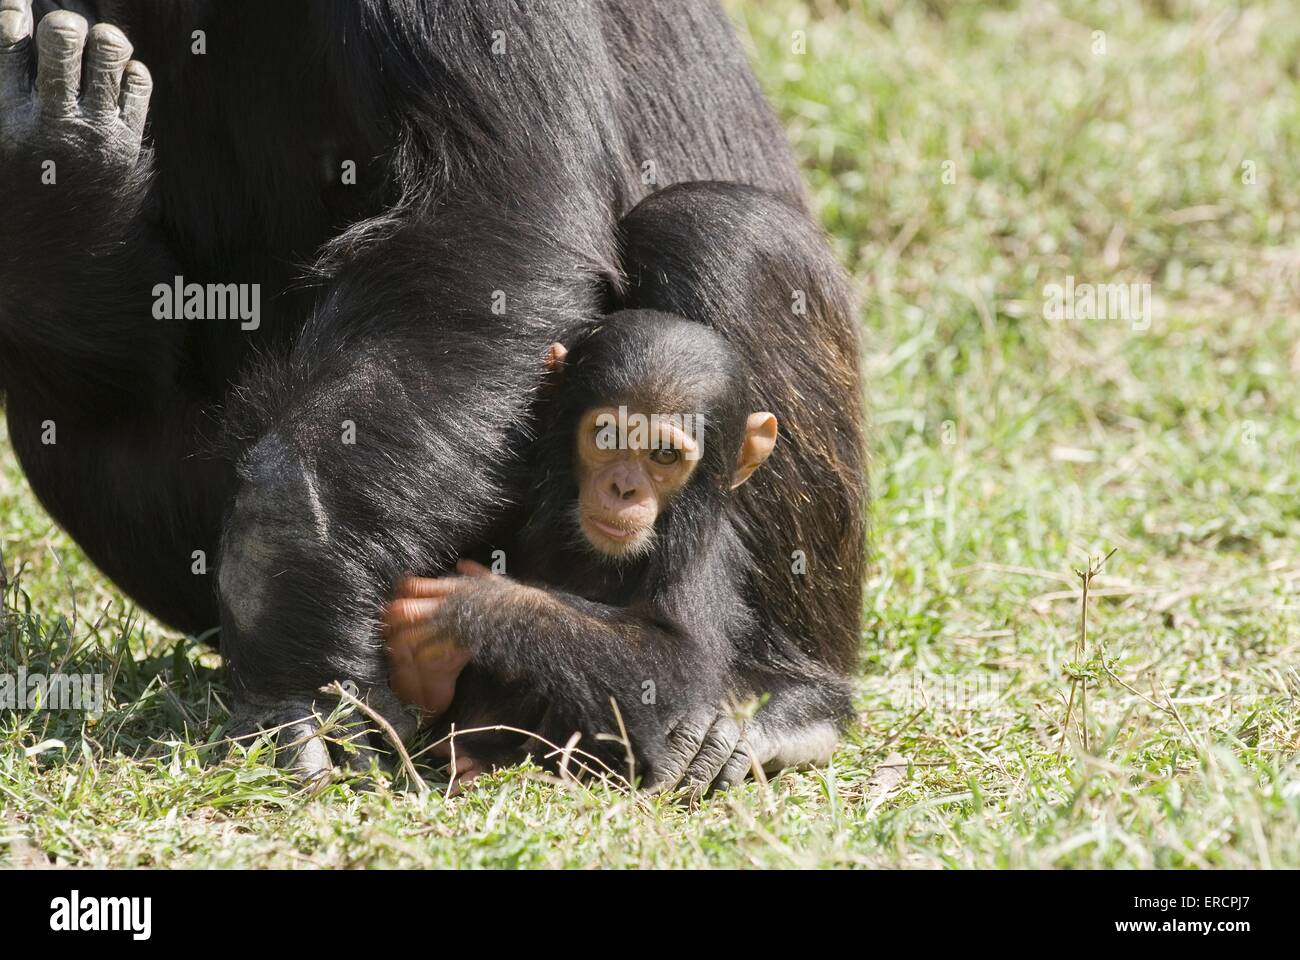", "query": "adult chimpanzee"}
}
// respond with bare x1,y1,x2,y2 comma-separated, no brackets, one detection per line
385,311,785,789
0,0,866,786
